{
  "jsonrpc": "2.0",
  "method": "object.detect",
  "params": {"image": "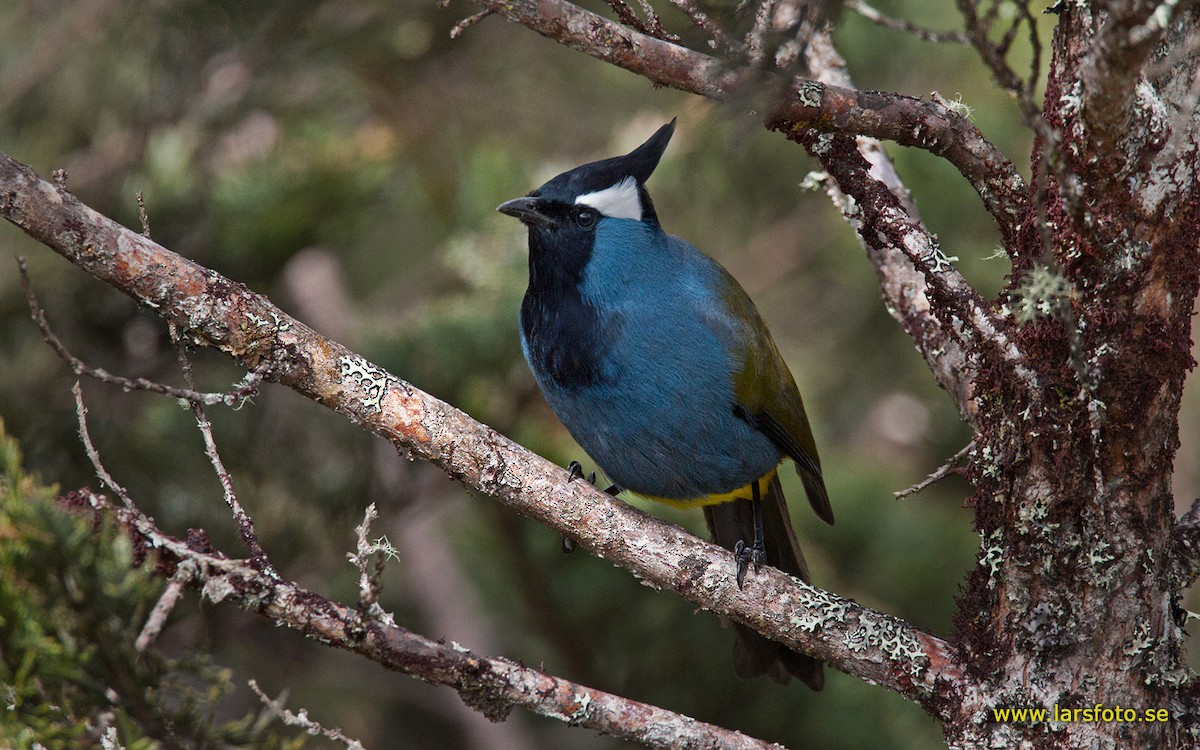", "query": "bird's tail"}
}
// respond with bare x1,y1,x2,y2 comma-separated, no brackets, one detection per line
702,473,824,689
